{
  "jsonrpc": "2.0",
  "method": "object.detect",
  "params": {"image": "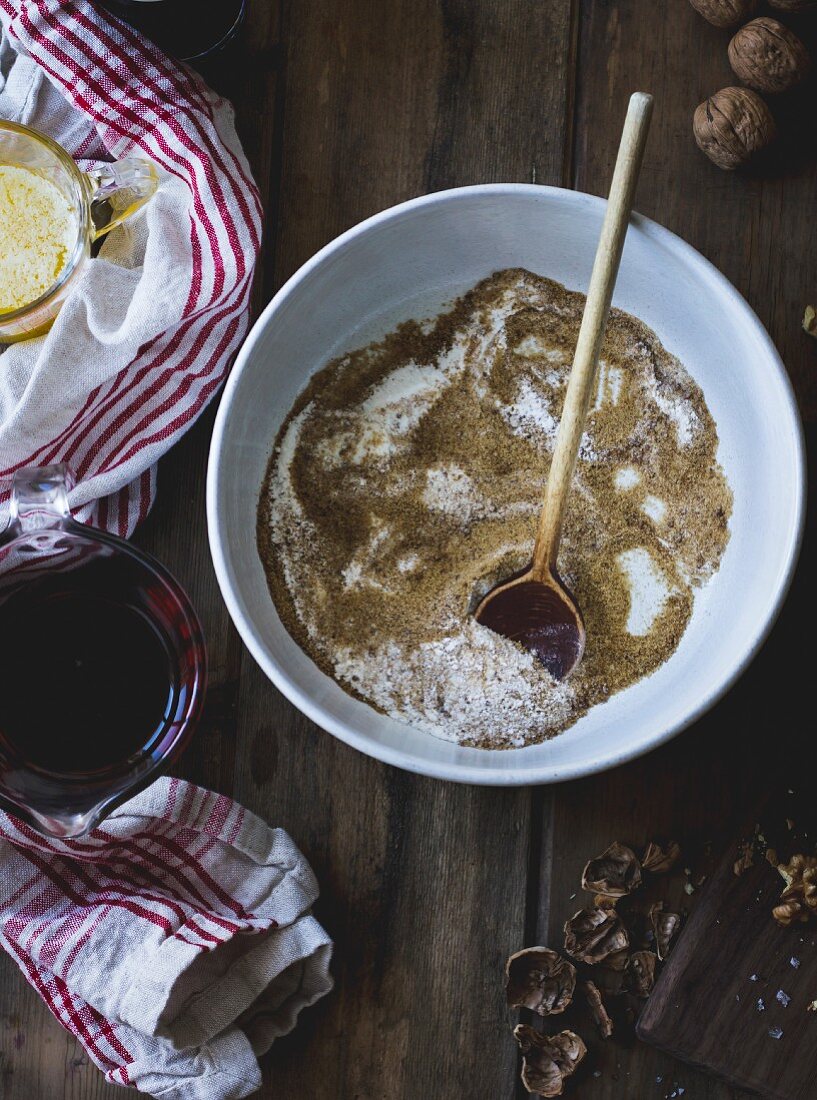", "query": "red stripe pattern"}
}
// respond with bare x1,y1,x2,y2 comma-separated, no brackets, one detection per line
0,1,262,538
0,778,334,1098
